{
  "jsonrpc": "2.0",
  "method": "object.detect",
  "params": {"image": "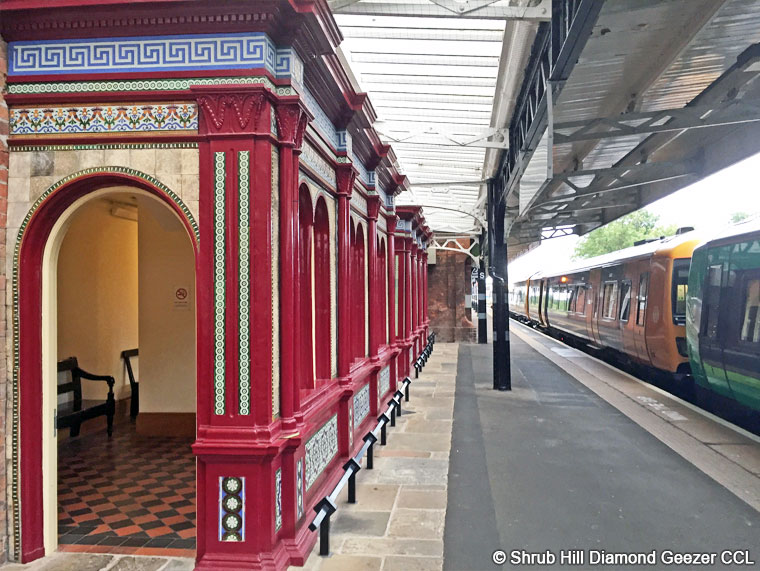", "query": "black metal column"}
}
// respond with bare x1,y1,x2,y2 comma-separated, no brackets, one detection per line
478,239,488,343
487,180,511,391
